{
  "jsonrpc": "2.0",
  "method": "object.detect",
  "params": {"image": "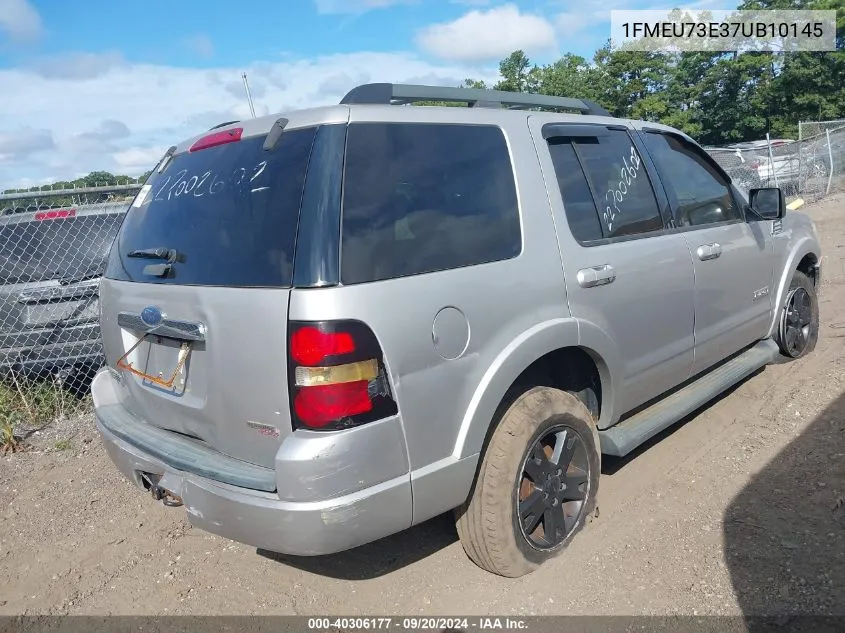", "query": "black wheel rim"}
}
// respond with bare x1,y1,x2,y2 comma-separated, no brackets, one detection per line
783,287,813,357
516,424,590,550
